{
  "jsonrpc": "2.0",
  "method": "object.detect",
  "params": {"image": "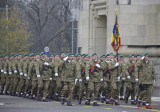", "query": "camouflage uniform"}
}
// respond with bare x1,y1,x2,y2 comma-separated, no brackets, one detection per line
136,59,156,105
3,59,9,94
